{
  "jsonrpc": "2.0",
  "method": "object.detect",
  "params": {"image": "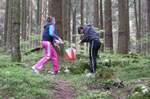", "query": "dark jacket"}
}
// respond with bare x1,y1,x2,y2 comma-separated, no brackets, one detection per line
42,22,53,43
81,24,99,43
